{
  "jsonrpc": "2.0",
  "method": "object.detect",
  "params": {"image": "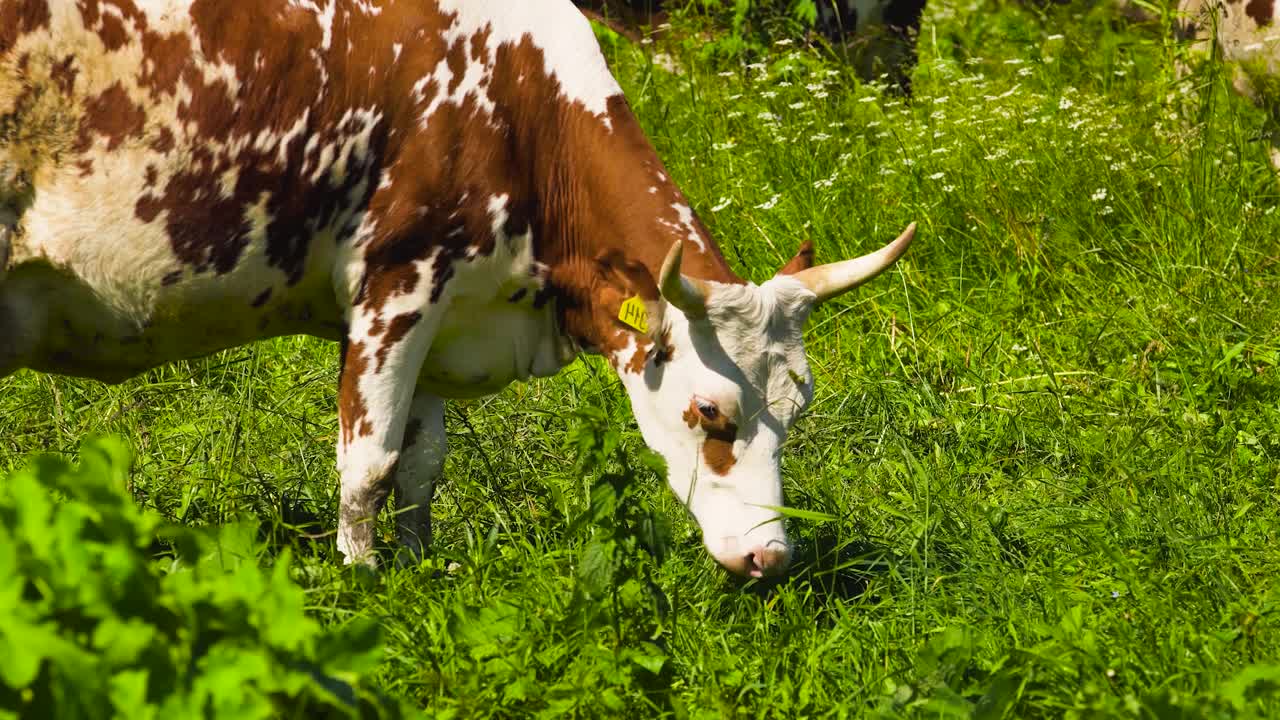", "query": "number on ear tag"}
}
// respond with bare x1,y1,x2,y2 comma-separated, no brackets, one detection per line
618,296,649,333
